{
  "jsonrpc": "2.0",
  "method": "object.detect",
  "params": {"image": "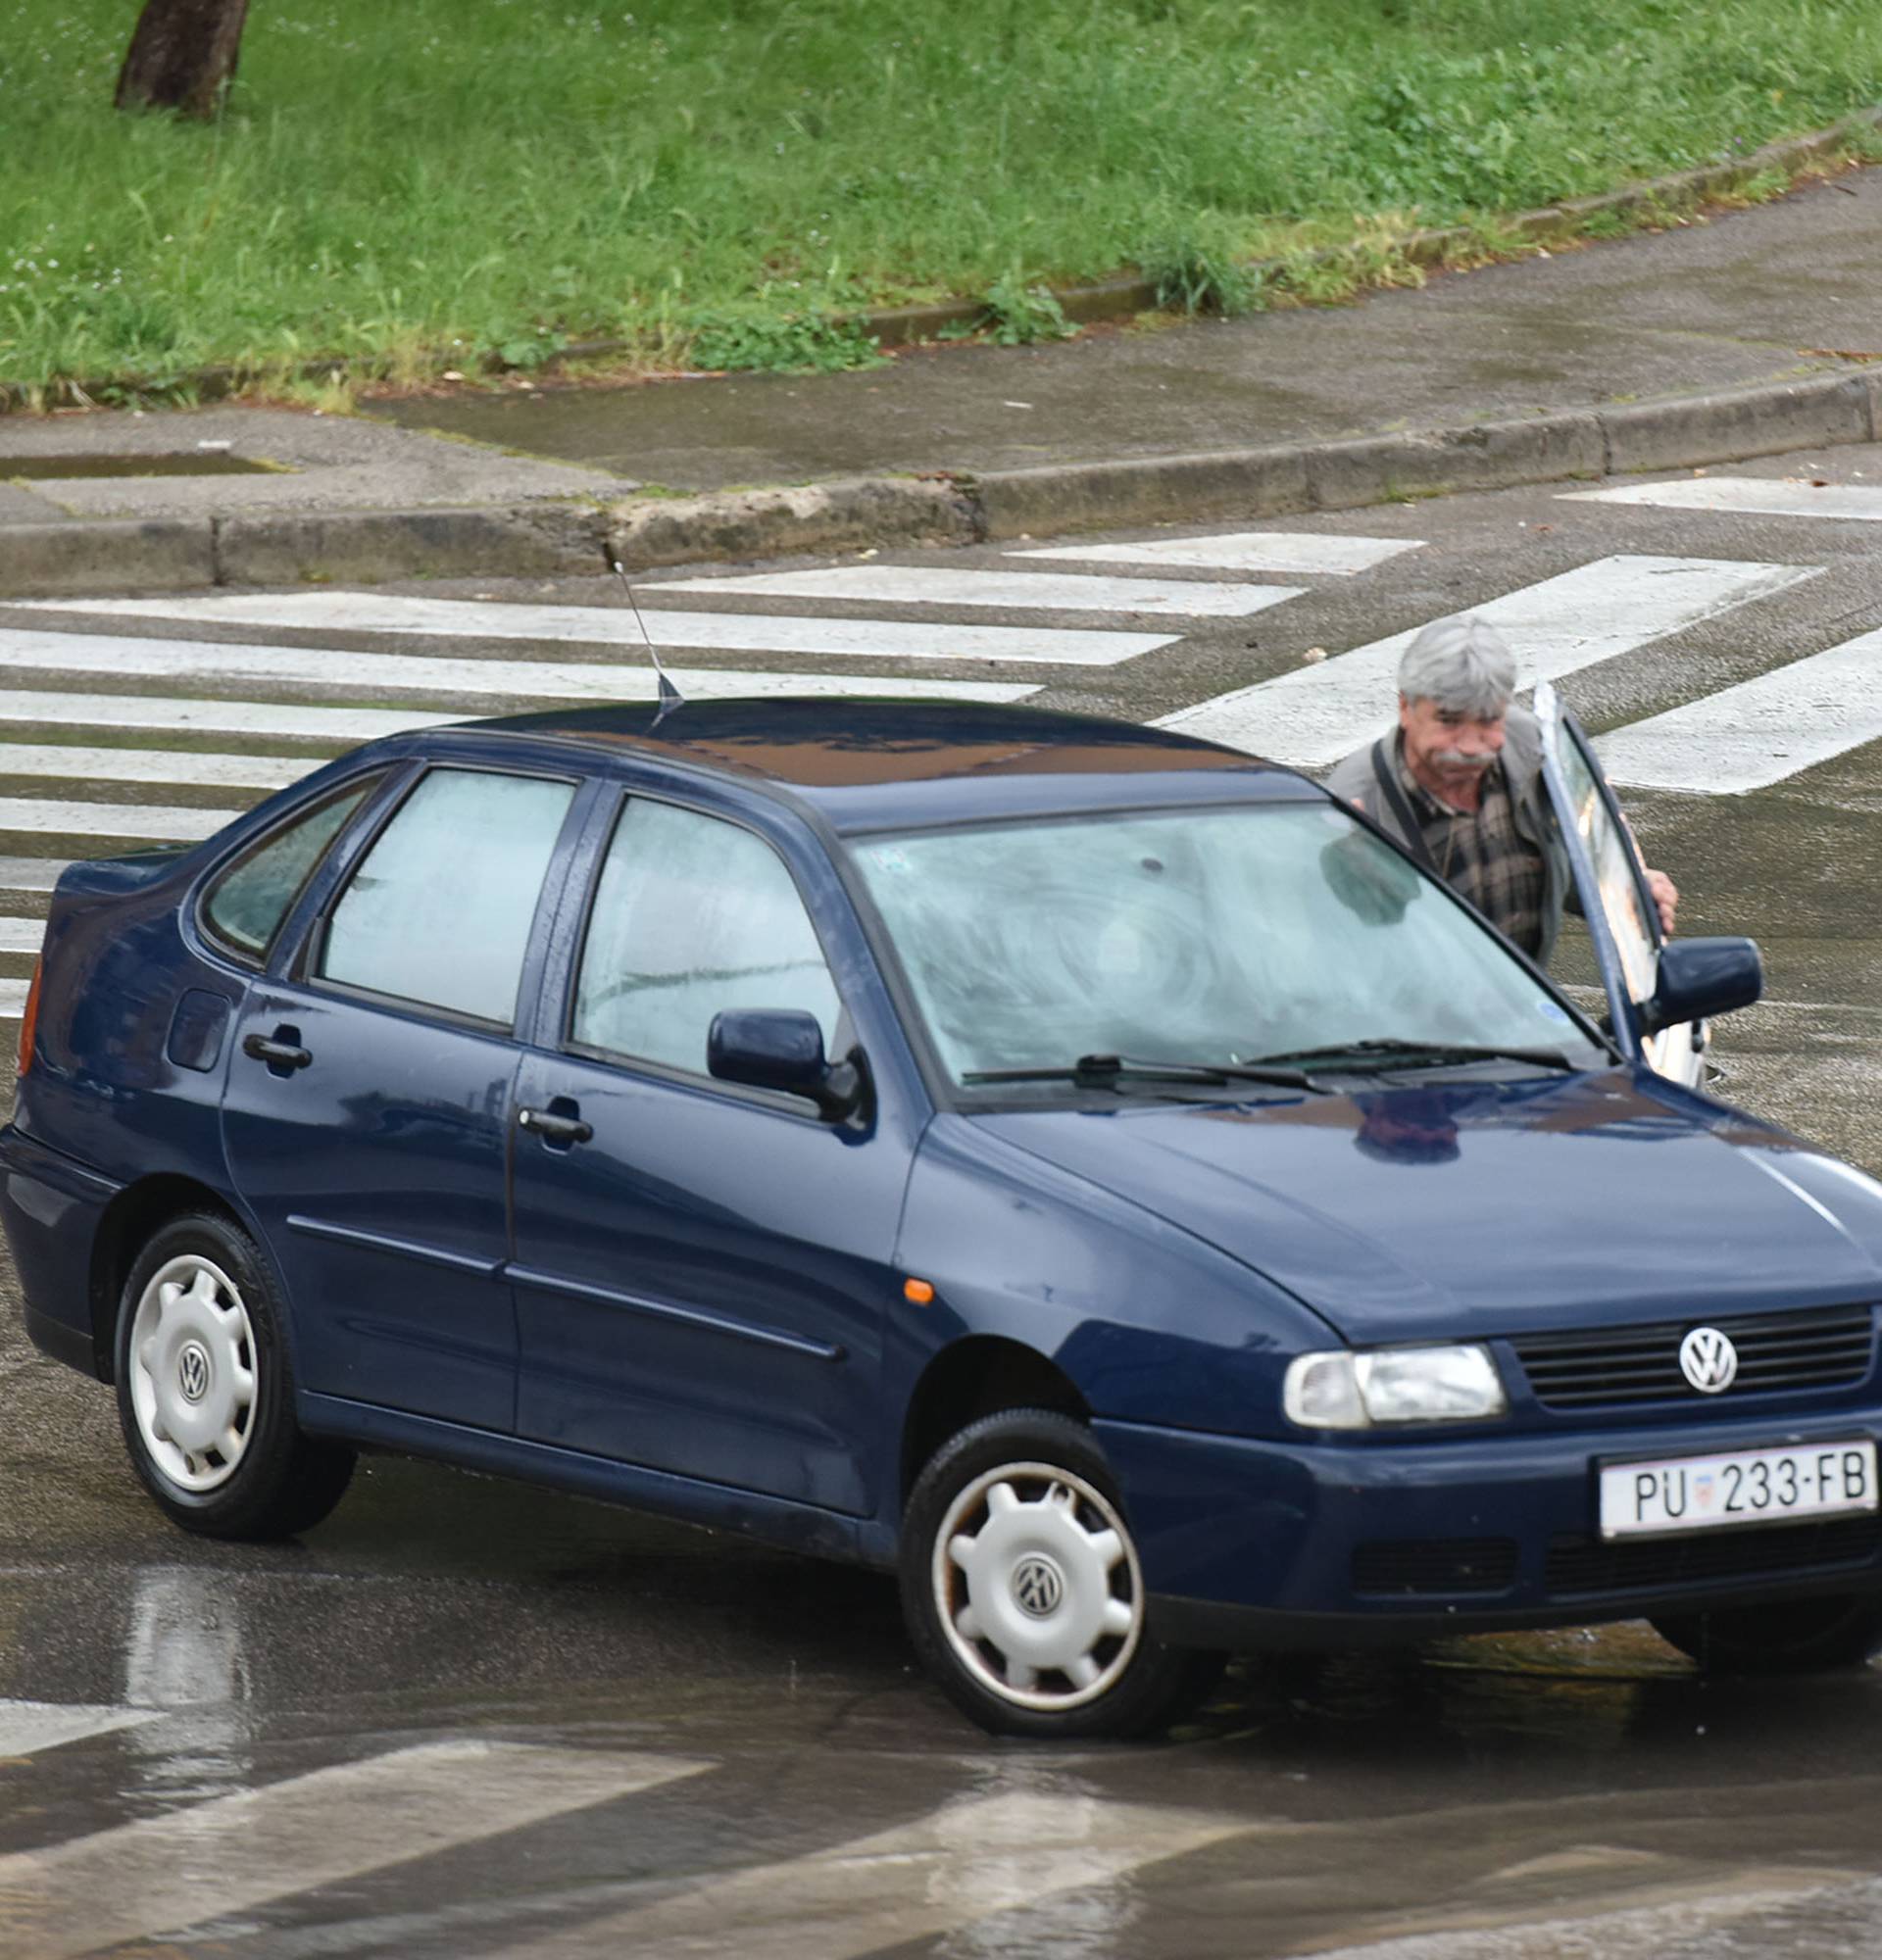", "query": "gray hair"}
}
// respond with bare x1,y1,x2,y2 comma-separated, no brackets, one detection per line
1397,614,1516,716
